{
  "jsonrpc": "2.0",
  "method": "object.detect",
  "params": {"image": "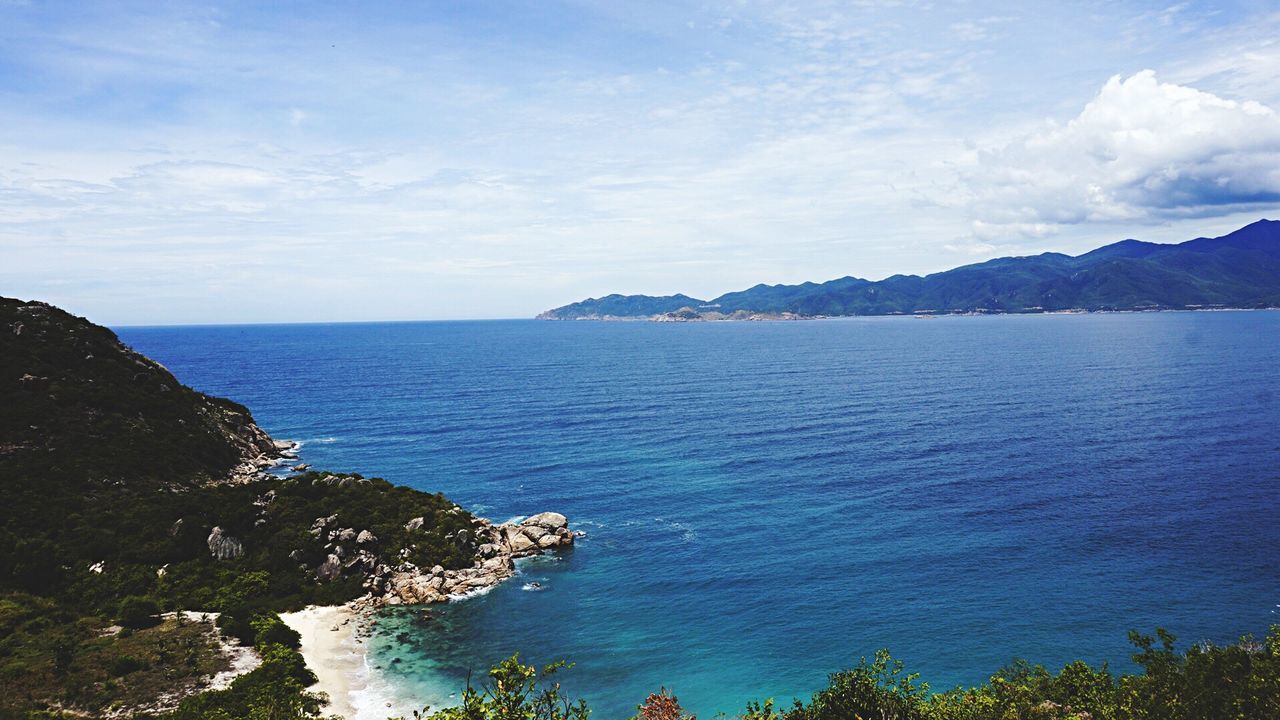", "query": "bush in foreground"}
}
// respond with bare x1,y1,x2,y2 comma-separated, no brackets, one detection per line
390,626,1280,720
